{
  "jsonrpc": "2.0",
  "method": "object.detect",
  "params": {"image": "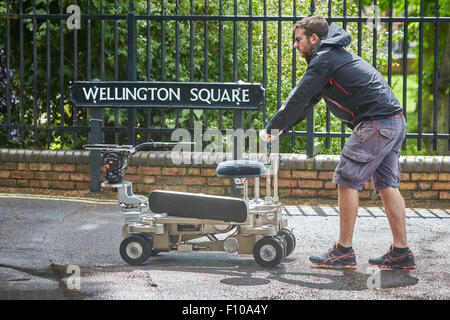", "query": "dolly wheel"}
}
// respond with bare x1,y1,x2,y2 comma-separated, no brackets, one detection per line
119,235,152,266
278,228,296,256
253,236,285,268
